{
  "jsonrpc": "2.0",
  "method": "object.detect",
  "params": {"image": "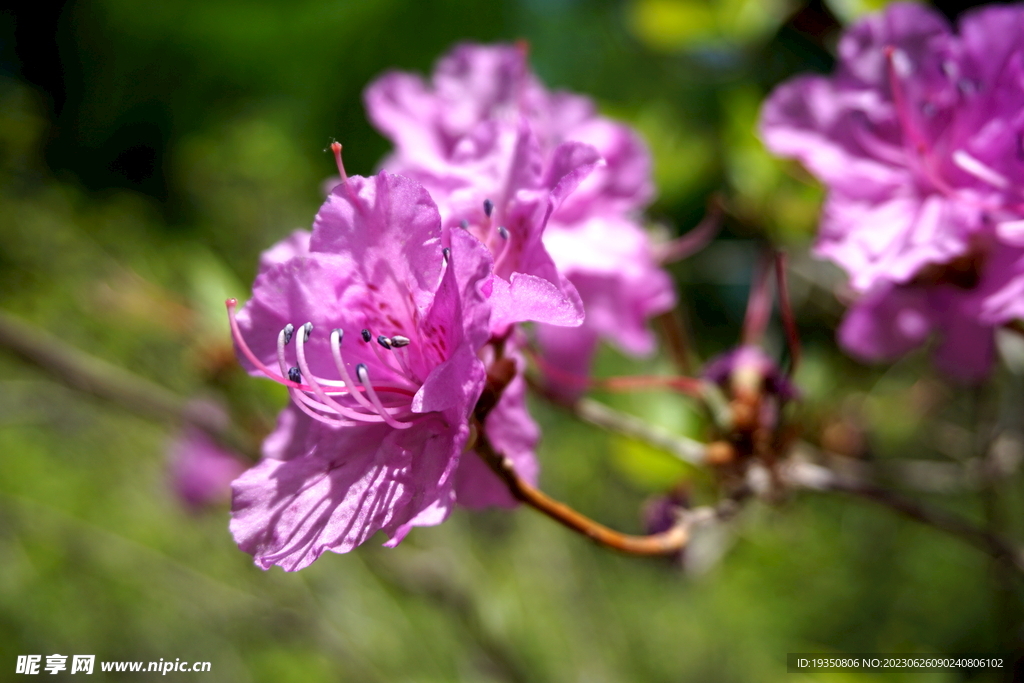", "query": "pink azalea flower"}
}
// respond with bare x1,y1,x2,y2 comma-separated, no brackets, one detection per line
365,43,674,388
227,171,497,570
760,2,1024,379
